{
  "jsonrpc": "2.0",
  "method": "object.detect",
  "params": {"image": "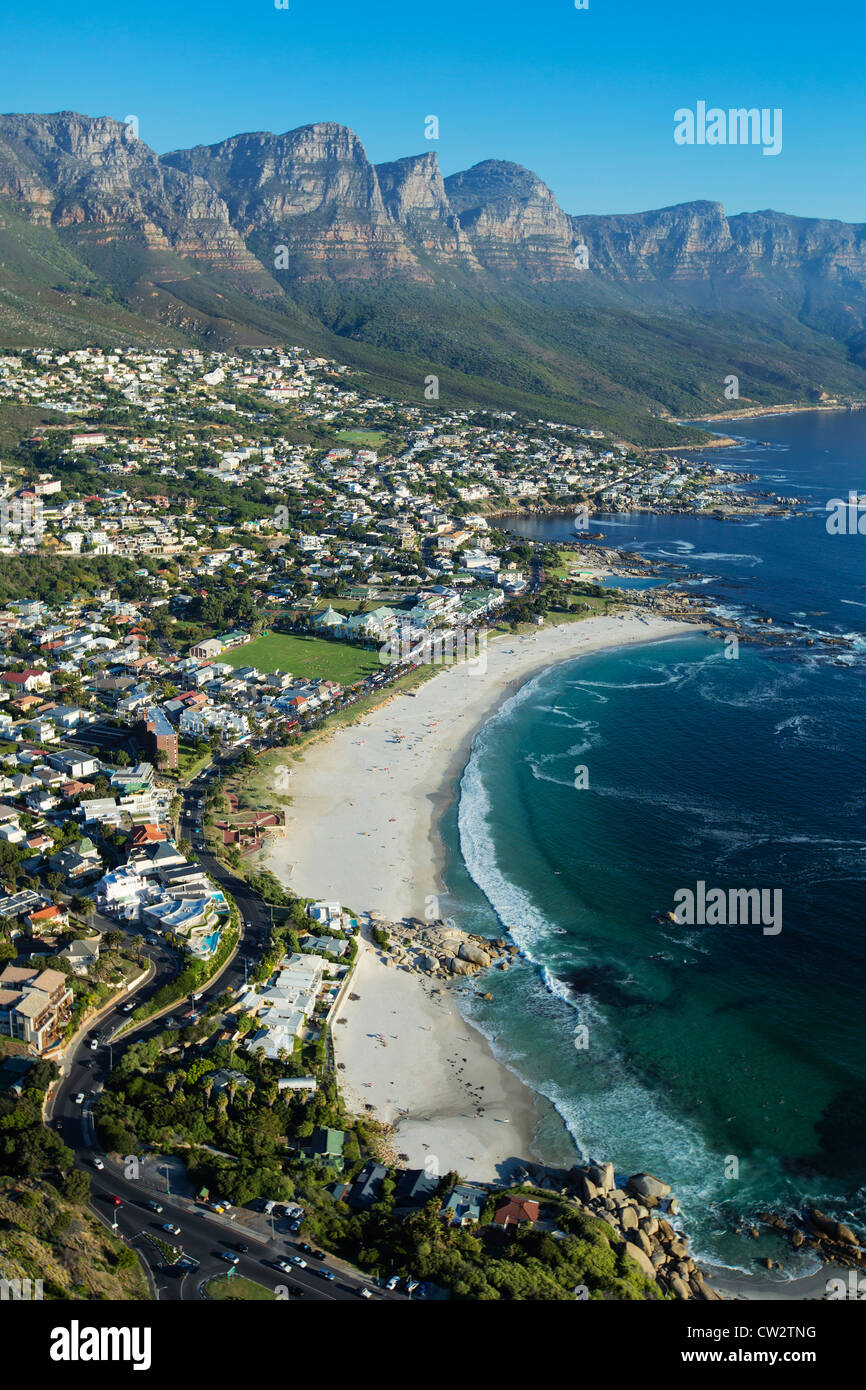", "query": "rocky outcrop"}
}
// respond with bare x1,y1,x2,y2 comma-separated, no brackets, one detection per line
164,123,422,282
743,1207,865,1271
375,152,480,269
444,160,577,279
0,111,268,285
380,915,514,980
561,1163,720,1299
